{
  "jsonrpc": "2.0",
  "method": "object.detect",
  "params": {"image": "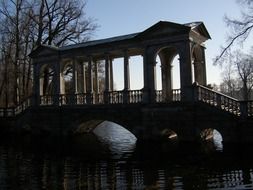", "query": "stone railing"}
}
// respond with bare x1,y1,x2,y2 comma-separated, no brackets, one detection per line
248,101,253,117
0,97,32,117
156,89,181,102
1,87,252,118
108,91,124,104
195,84,253,117
39,90,143,105
128,90,143,103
